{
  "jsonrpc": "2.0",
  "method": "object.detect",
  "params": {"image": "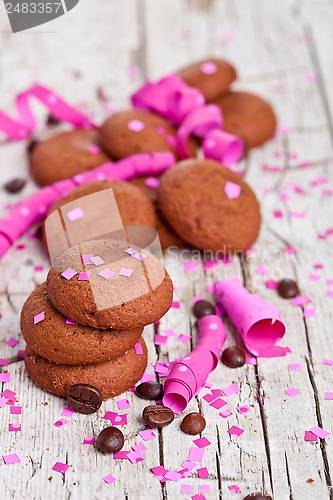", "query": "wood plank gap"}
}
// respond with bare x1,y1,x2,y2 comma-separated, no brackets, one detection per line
284,451,294,500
